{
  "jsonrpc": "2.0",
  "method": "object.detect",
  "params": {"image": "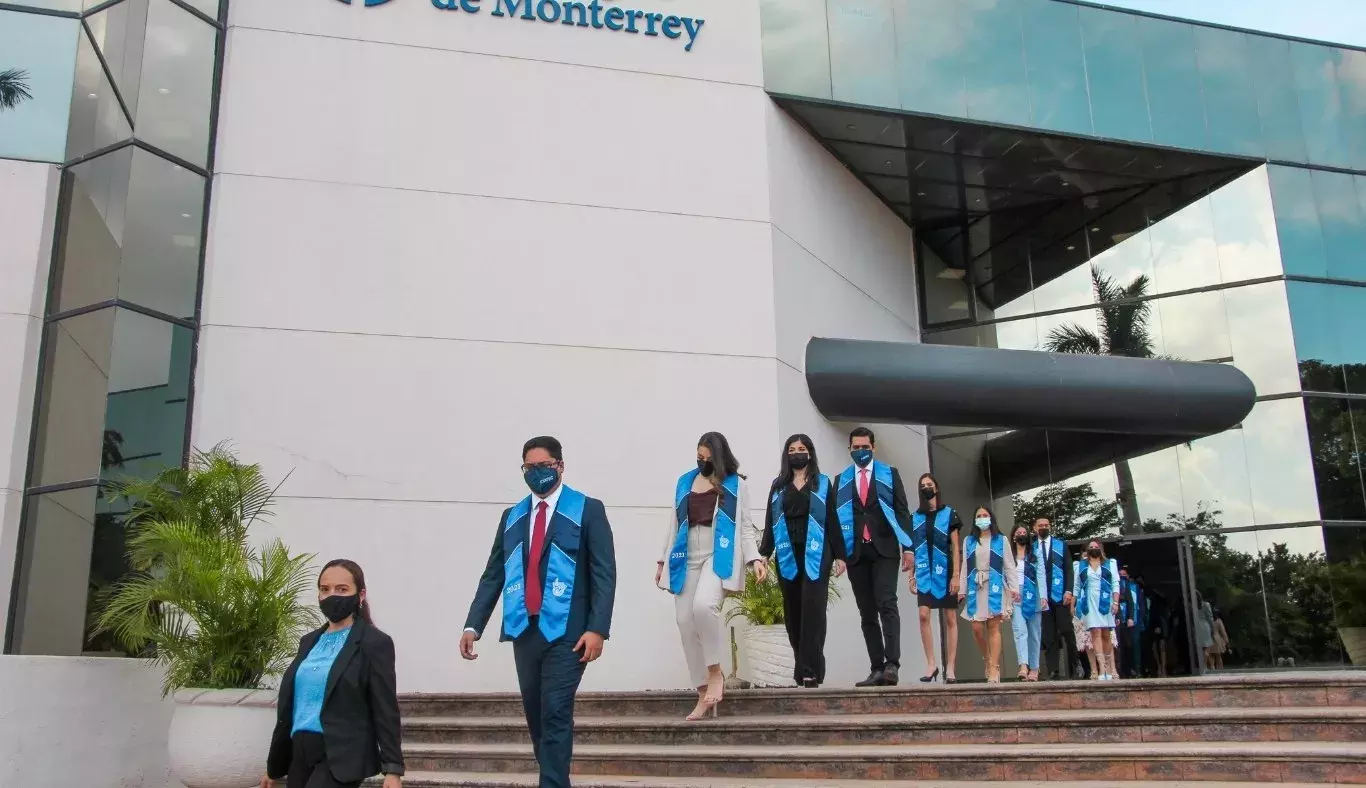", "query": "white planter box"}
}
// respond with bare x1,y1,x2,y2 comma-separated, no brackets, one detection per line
169,688,277,788
740,624,795,688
